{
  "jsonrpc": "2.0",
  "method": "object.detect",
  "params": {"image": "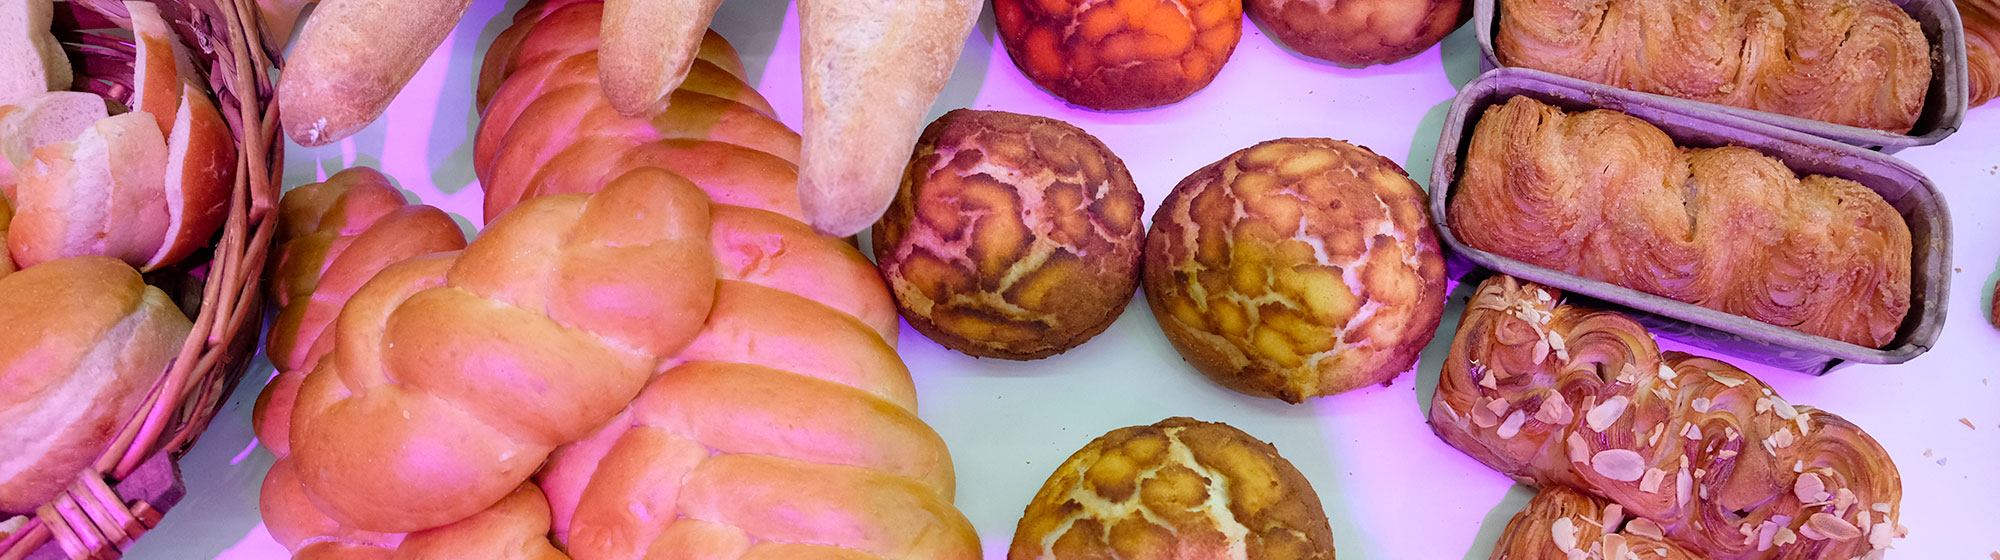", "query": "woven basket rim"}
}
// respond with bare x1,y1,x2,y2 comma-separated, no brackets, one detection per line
0,0,278,557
